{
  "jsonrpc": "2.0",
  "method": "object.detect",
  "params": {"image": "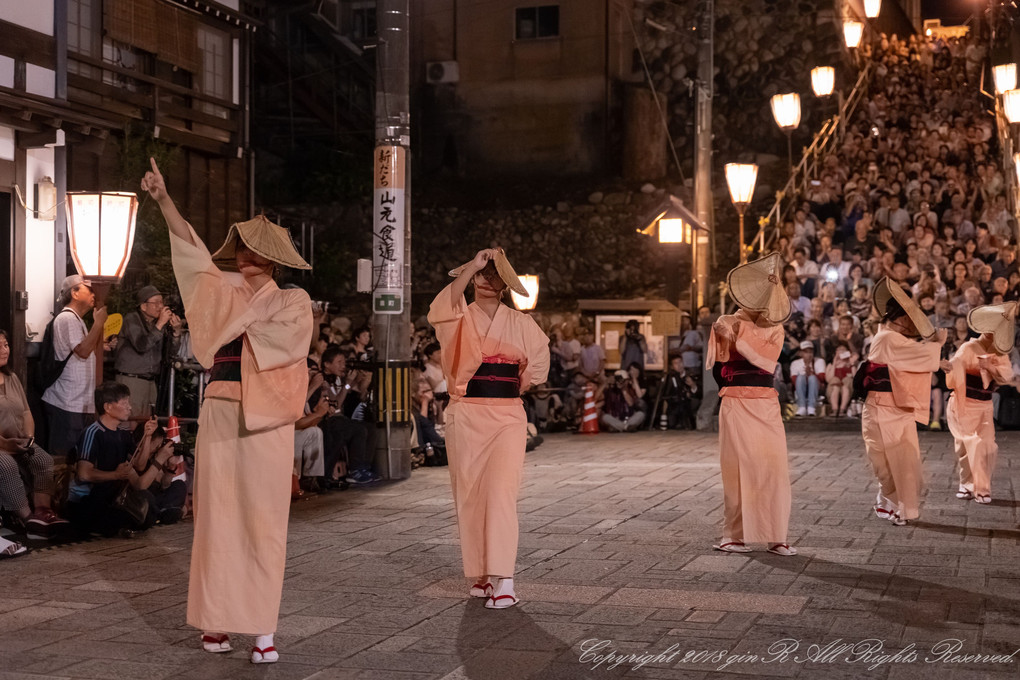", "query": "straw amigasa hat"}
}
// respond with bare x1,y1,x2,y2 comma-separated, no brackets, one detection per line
967,301,1018,354
726,252,791,323
872,277,935,339
448,247,529,297
211,215,312,271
